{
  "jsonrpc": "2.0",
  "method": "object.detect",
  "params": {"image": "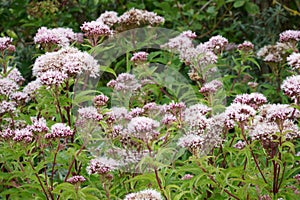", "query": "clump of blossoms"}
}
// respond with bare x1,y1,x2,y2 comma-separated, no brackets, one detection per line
161,30,195,54
237,41,254,52
66,175,86,184
13,128,33,143
87,157,118,175
45,123,73,139
281,75,300,103
32,46,99,85
233,140,246,150
257,42,292,63
77,106,103,121
93,94,109,107
224,103,256,128
199,80,223,94
107,73,141,93
233,93,267,110
28,117,48,133
127,116,160,143
96,11,119,27
10,92,30,104
204,35,228,54
130,51,148,63
0,78,19,96
0,128,15,140
287,53,300,70
39,70,68,87
117,8,164,31
5,67,25,85
124,189,163,200
0,36,15,52
34,27,82,48
80,20,113,46
0,101,16,115
23,79,41,97
279,30,300,43
181,174,194,180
